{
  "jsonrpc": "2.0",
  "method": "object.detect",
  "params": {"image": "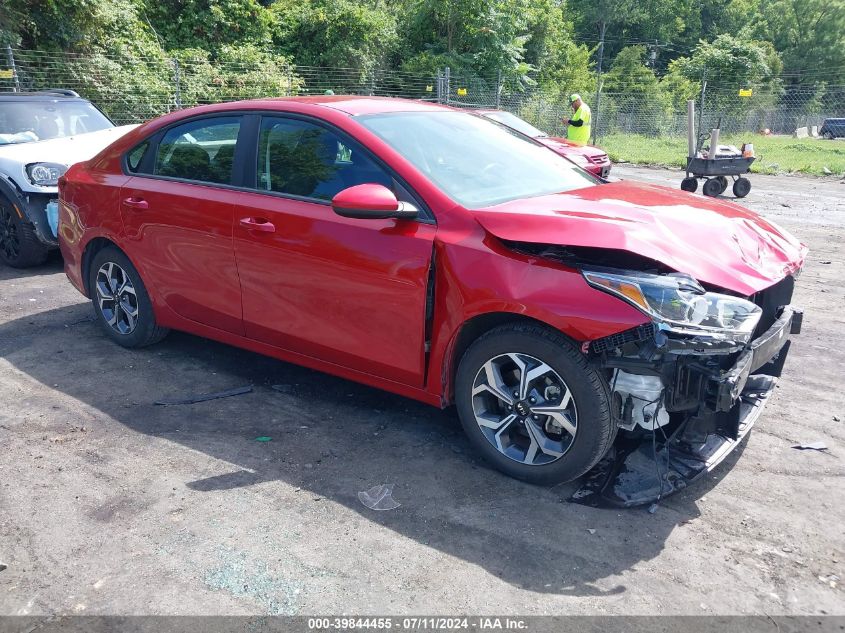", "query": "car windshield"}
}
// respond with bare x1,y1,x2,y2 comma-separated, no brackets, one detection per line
481,111,548,138
358,111,596,208
0,100,113,145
